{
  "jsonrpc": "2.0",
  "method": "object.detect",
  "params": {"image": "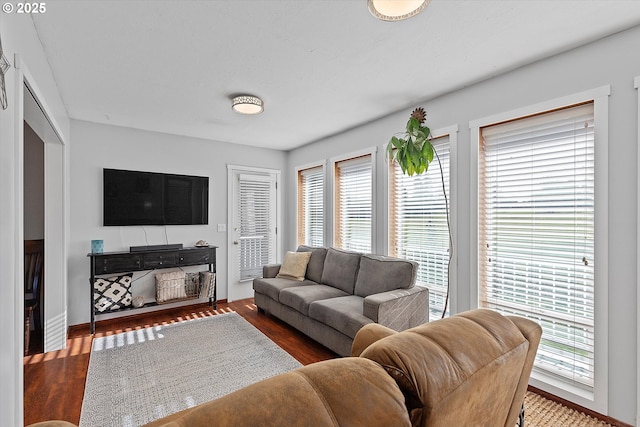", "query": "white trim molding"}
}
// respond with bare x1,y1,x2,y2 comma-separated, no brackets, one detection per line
635,75,640,427
294,160,326,247
469,86,610,414
329,146,378,251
